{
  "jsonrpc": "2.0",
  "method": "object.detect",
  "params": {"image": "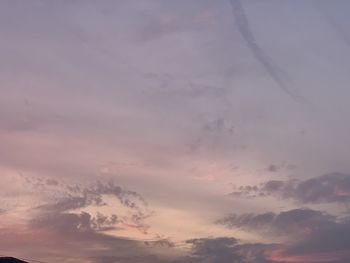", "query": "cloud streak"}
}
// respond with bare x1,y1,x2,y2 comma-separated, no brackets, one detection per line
229,0,304,102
